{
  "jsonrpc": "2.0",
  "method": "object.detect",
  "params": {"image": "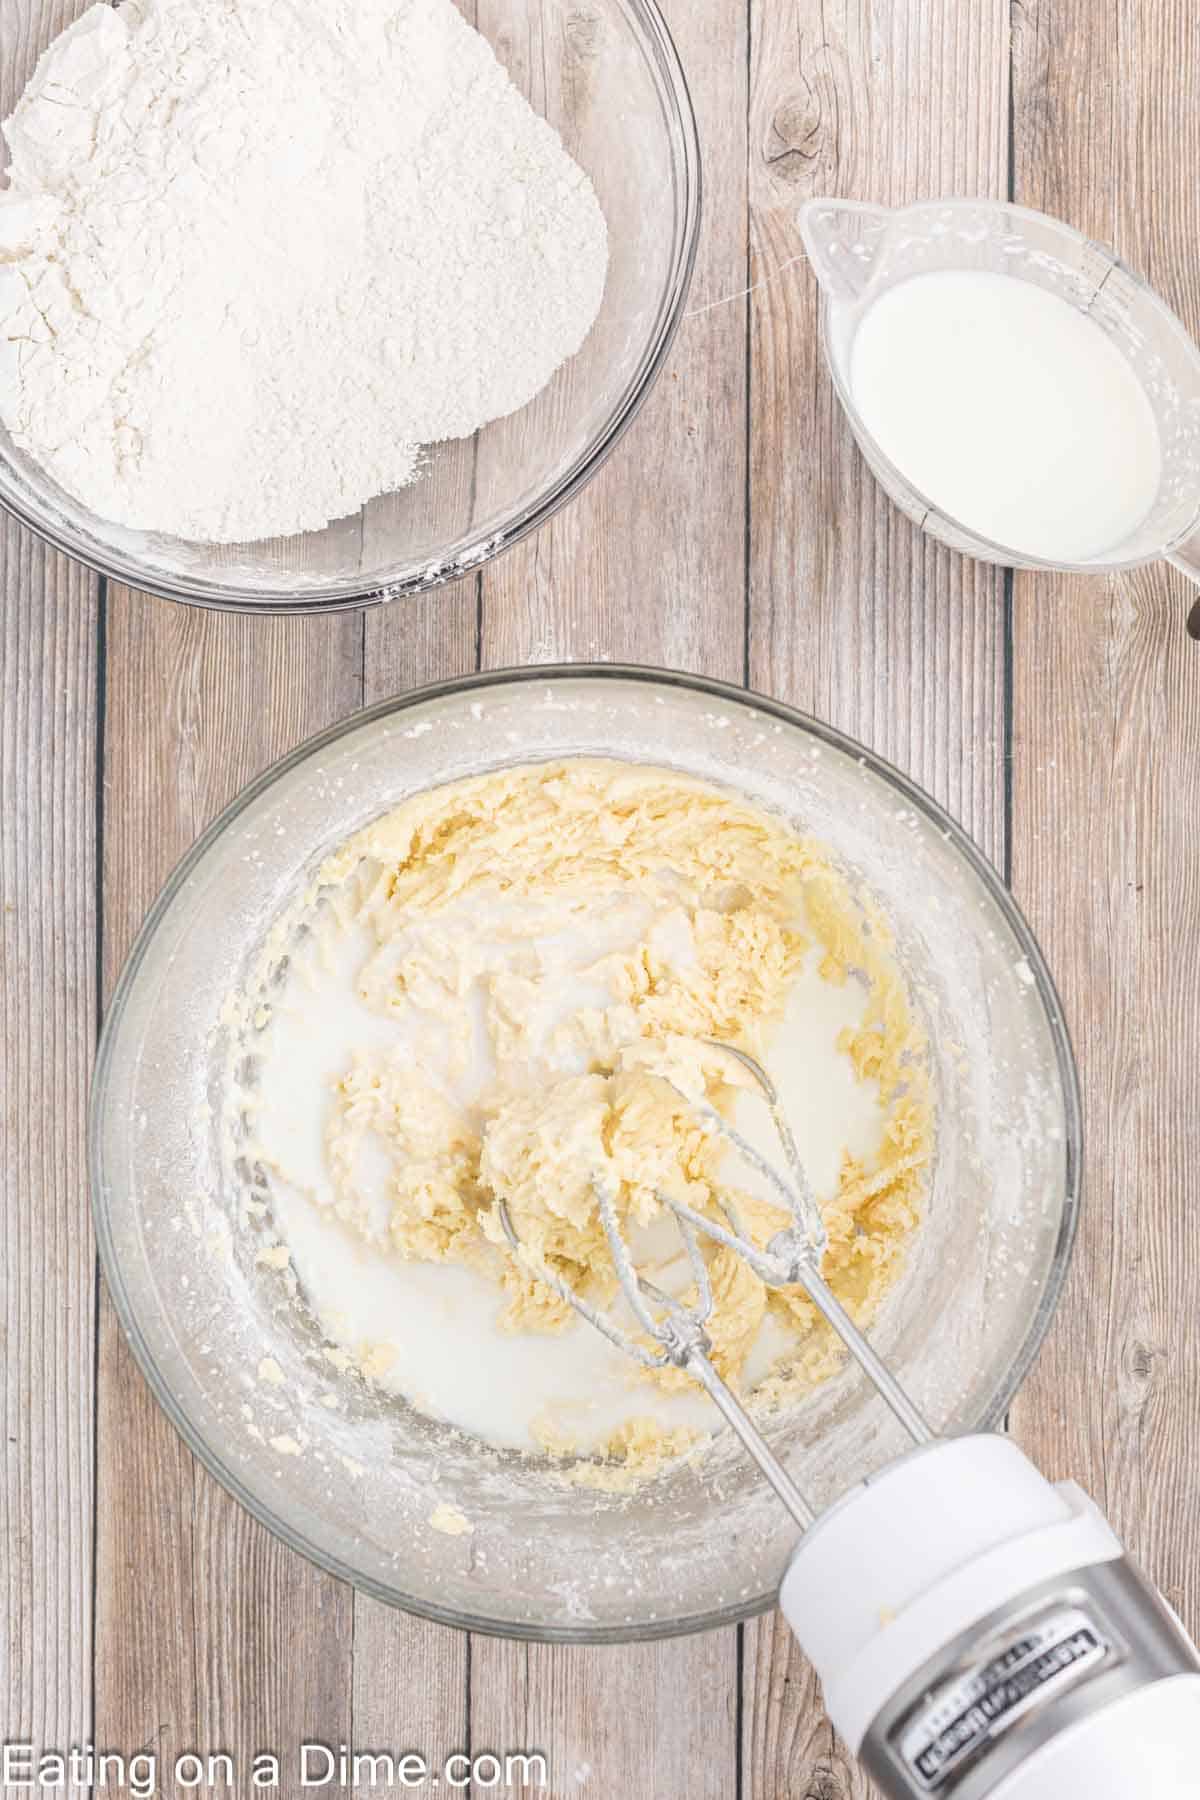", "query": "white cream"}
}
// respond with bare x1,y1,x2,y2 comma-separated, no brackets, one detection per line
847,268,1162,562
